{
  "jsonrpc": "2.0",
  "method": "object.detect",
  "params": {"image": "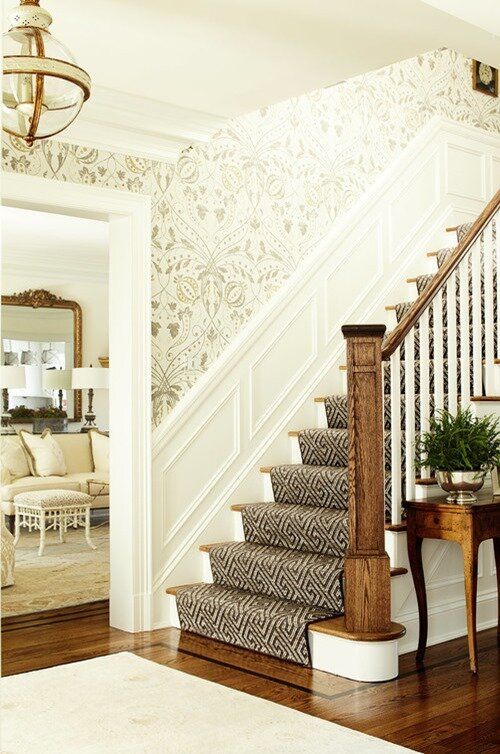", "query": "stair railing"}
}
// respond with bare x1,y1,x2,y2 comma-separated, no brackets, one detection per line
342,188,499,635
